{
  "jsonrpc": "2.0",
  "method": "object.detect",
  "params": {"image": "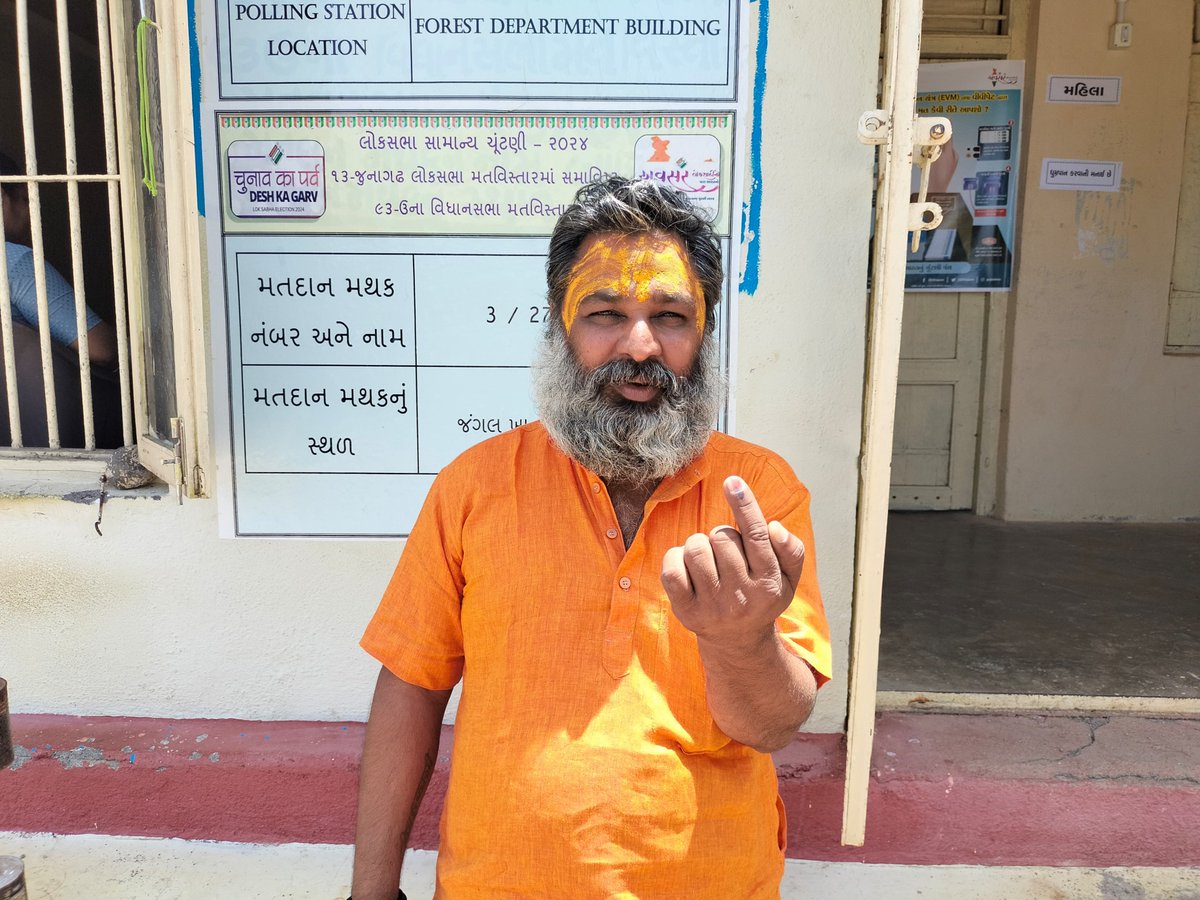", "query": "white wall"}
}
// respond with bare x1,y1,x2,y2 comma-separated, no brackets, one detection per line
999,0,1200,521
0,1,881,732
1,494,391,719
736,4,878,730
